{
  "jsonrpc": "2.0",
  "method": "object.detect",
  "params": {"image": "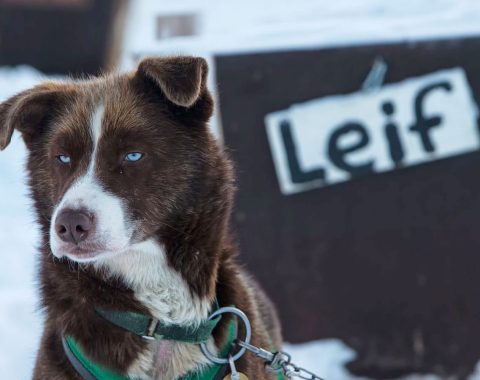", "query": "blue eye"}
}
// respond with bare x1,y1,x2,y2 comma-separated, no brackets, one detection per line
57,154,71,164
125,152,144,162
